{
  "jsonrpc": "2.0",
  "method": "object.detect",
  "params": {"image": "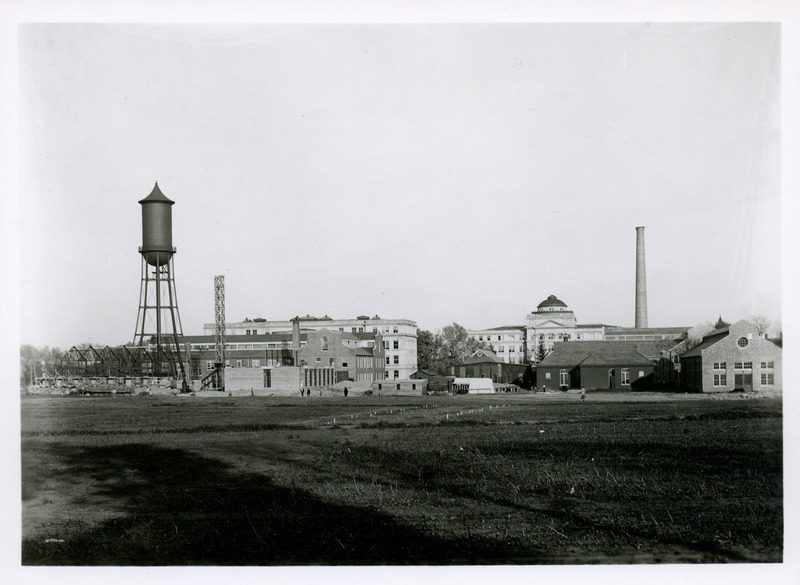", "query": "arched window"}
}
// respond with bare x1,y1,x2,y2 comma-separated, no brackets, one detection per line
321,336,329,351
